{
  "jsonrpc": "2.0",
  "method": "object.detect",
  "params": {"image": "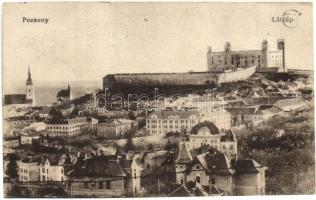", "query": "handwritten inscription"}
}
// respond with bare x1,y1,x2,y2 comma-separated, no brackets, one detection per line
272,10,302,28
